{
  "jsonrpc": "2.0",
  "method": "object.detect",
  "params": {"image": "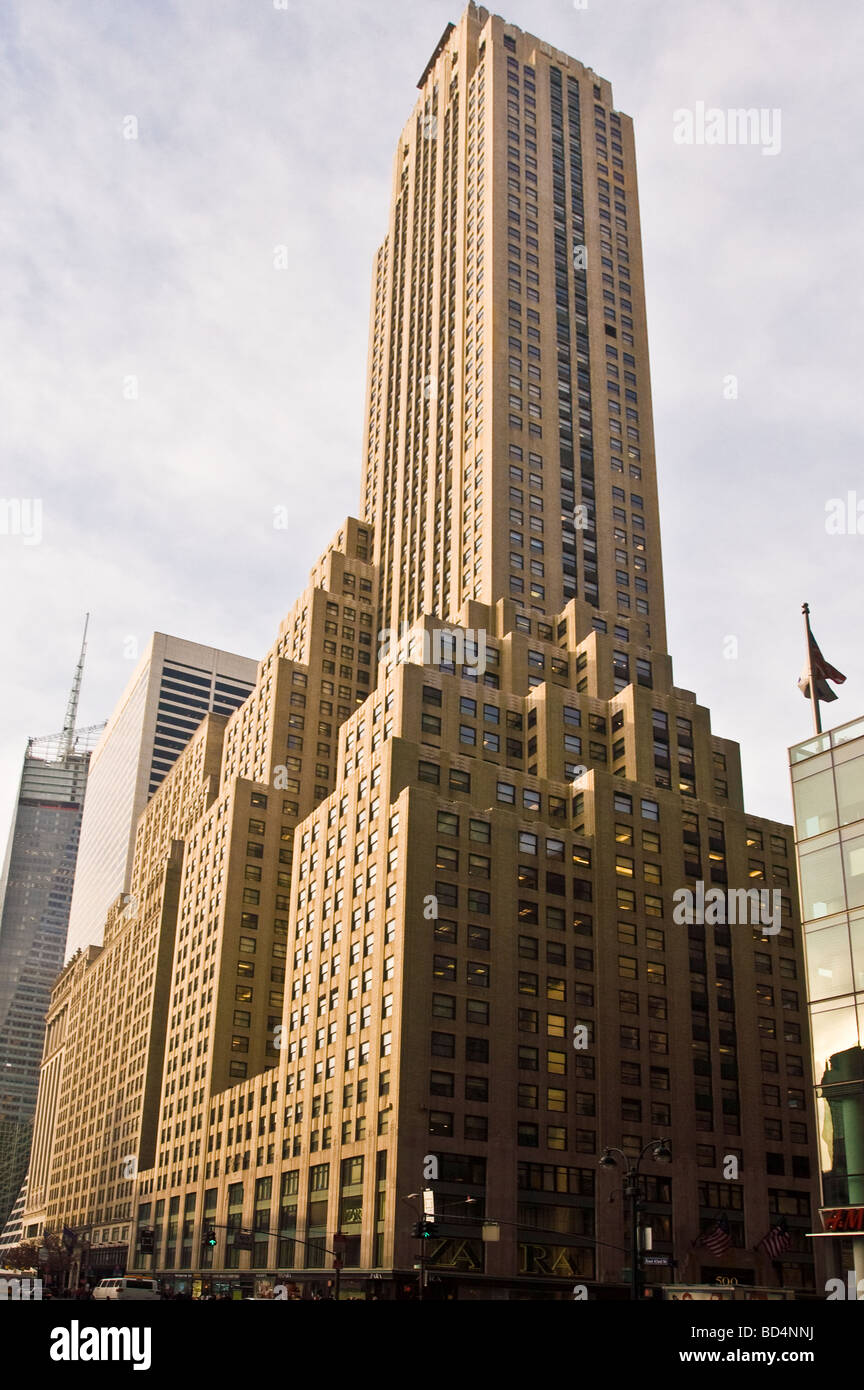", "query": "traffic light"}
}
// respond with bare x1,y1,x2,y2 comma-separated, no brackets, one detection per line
412,1220,433,1239
139,1227,155,1252
204,1228,217,1248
